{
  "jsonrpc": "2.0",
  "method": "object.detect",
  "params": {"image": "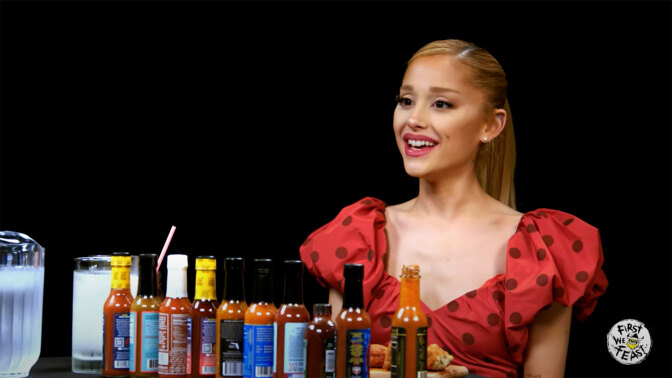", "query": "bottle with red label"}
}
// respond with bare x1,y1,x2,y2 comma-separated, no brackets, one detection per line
159,254,192,378
273,260,310,378
188,256,220,377
103,252,135,377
